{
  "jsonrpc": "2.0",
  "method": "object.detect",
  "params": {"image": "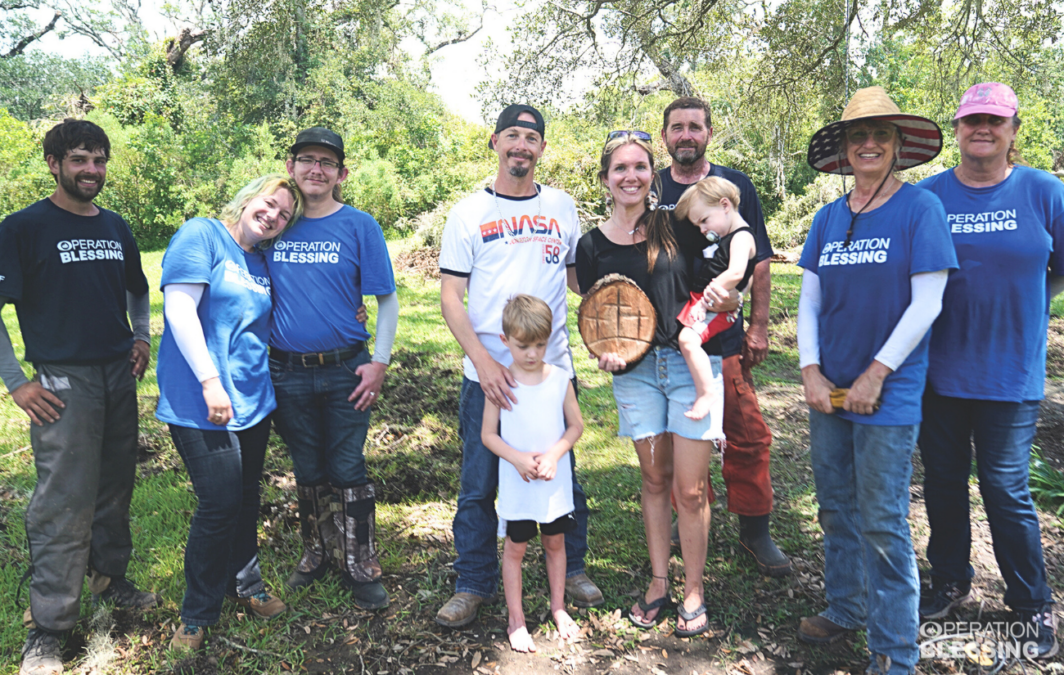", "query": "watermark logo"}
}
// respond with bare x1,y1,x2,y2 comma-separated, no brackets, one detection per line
919,621,1041,663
